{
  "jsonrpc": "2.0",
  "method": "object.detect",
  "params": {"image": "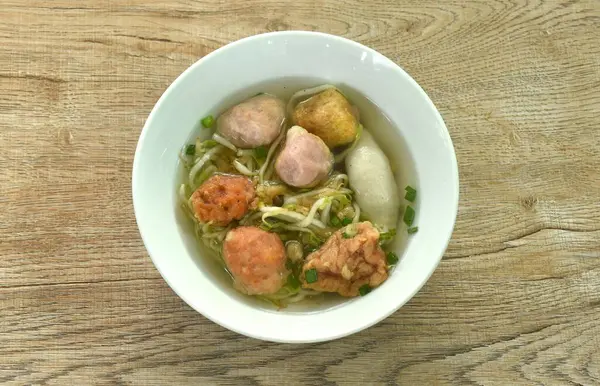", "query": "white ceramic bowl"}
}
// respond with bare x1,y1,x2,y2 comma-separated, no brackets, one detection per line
132,31,459,343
